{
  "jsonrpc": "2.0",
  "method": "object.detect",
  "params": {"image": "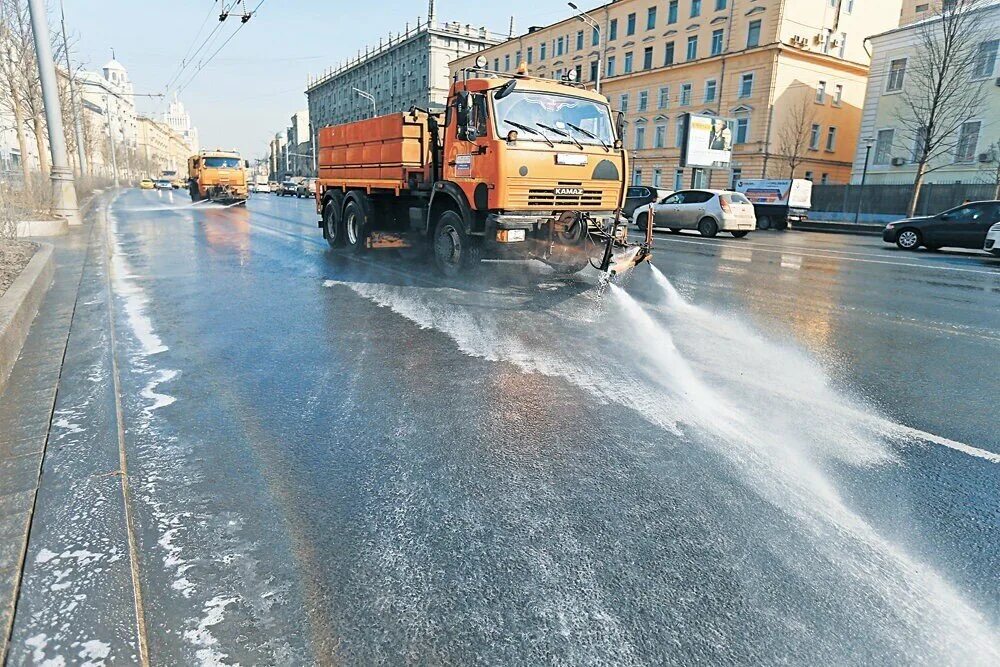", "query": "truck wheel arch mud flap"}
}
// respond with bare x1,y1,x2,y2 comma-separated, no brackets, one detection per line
427,182,475,237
